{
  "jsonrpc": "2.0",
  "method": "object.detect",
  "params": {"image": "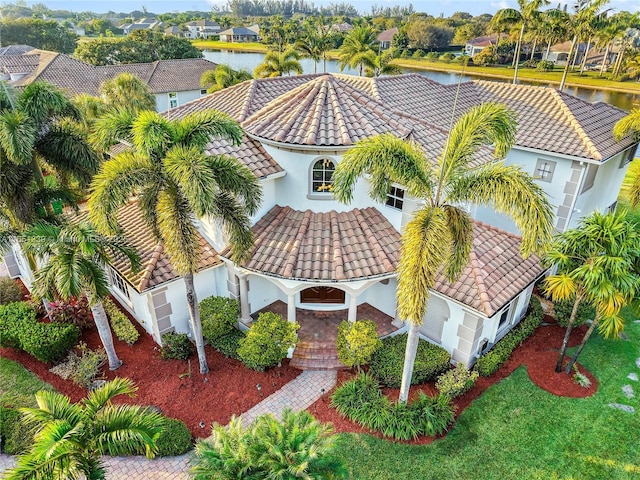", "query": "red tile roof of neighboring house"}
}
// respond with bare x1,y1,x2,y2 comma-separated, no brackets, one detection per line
377,27,398,43
467,33,509,47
